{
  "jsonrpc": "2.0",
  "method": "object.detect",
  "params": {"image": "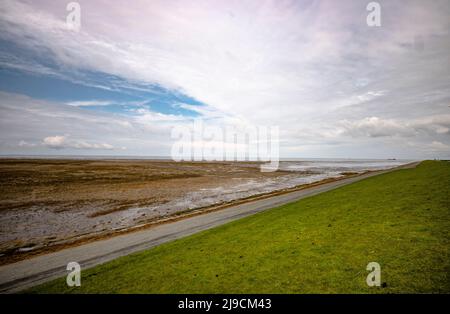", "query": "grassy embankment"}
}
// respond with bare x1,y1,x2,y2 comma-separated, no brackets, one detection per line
29,161,450,293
